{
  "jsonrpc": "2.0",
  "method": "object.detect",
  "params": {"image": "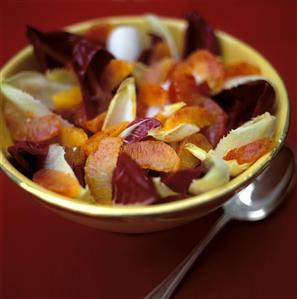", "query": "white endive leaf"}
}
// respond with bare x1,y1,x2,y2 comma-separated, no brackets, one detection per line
153,177,178,198
1,82,52,117
148,123,199,142
44,144,86,196
225,160,250,177
102,77,136,130
5,71,73,109
215,112,276,157
107,26,147,61
159,102,186,118
185,145,230,194
44,144,76,177
145,14,179,60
